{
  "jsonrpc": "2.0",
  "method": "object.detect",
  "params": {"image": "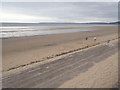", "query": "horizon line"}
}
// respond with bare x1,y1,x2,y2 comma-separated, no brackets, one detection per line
0,21,119,24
